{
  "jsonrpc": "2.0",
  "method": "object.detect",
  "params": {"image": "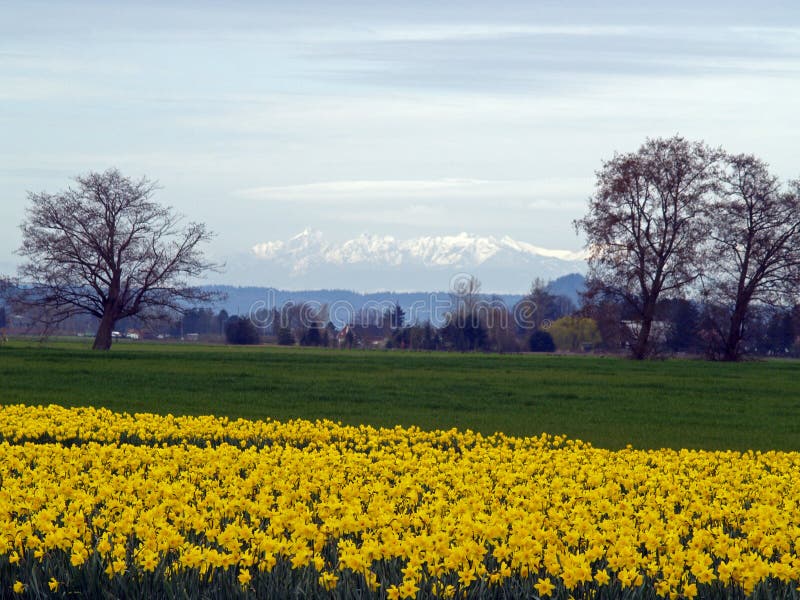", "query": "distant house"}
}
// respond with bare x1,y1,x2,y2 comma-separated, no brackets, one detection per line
185,333,200,342
621,320,669,344
337,324,386,349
